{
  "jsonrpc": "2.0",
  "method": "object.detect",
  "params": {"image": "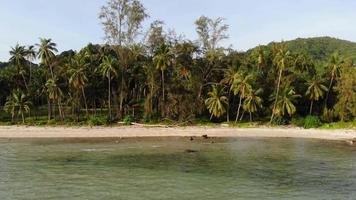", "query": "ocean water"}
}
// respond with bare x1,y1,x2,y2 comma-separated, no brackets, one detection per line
0,137,355,200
